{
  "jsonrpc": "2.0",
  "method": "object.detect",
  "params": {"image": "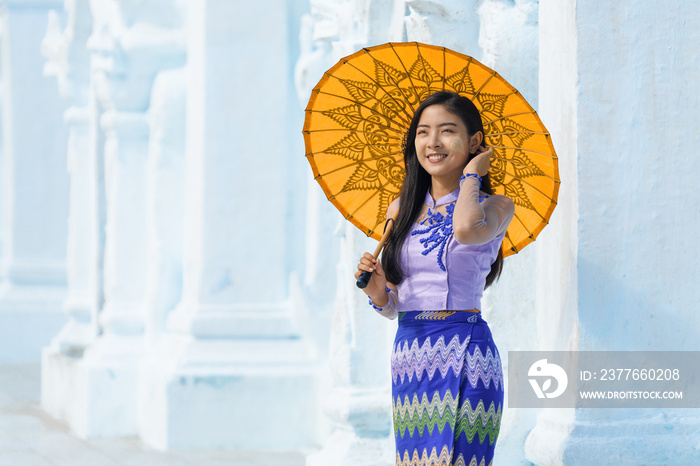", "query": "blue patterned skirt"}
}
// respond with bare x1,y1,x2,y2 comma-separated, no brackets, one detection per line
391,311,503,466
